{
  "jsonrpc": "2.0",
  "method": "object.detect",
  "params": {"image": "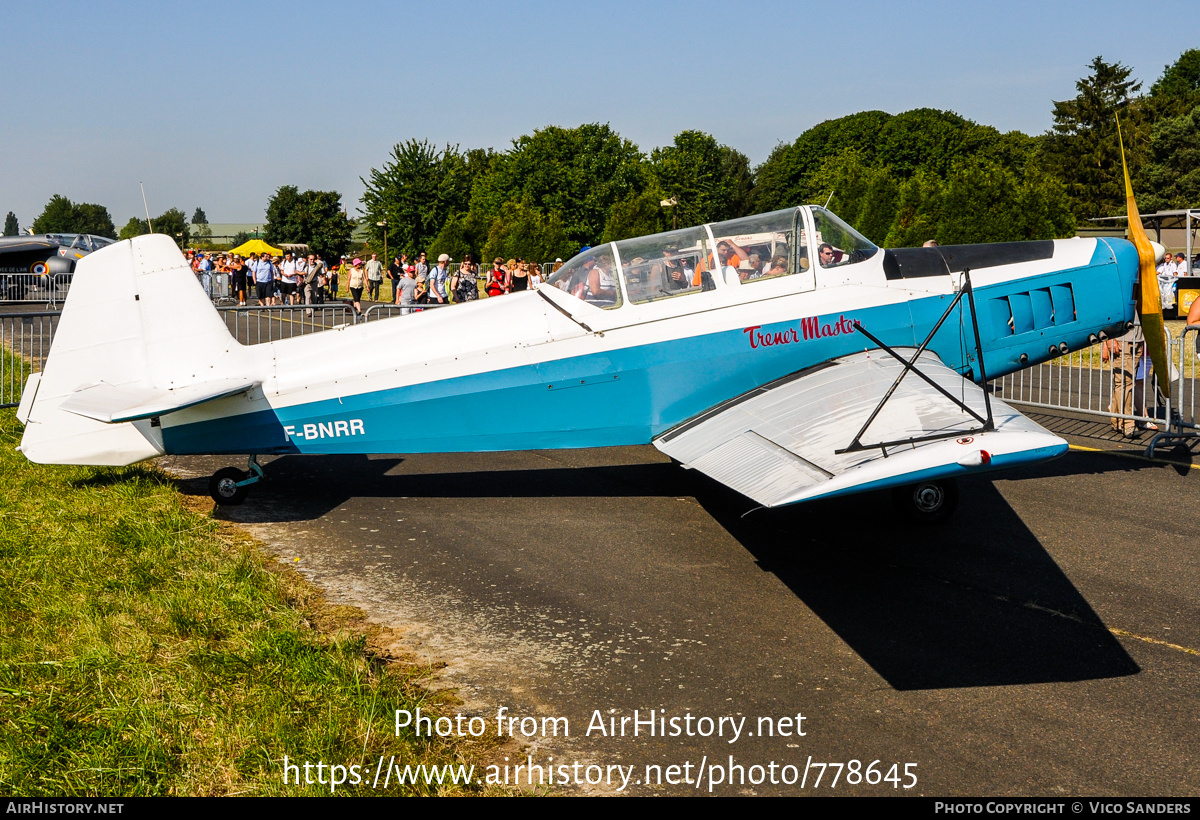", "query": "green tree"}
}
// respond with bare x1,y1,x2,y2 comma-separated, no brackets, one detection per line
936,159,1074,245
360,140,459,257
602,190,669,243
427,214,477,263
31,195,79,234
31,196,116,237
420,148,497,261
1139,103,1200,212
264,187,352,261
468,124,646,248
190,207,212,244
73,203,116,238
719,145,756,219
118,217,150,241
152,208,190,246
1148,49,1200,118
1043,56,1145,220
648,131,753,228
3,212,17,236
874,109,1006,179
752,109,1027,217
854,172,901,245
481,201,575,263
752,111,893,212
883,171,944,248
808,149,879,229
